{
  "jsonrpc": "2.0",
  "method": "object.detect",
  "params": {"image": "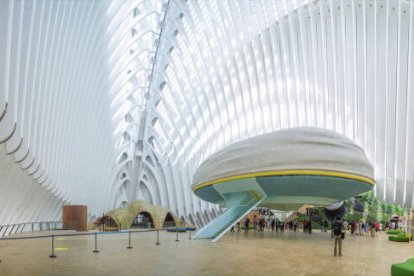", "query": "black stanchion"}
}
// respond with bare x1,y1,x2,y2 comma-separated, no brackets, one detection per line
92,232,99,253
49,235,57,258
175,229,179,242
188,229,191,240
156,230,160,245
127,230,133,249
